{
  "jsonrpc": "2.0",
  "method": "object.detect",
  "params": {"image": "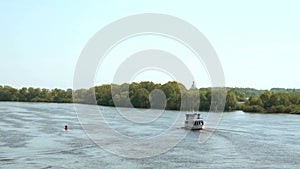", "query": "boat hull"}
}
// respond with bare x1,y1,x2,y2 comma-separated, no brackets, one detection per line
184,124,204,130
184,120,204,130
